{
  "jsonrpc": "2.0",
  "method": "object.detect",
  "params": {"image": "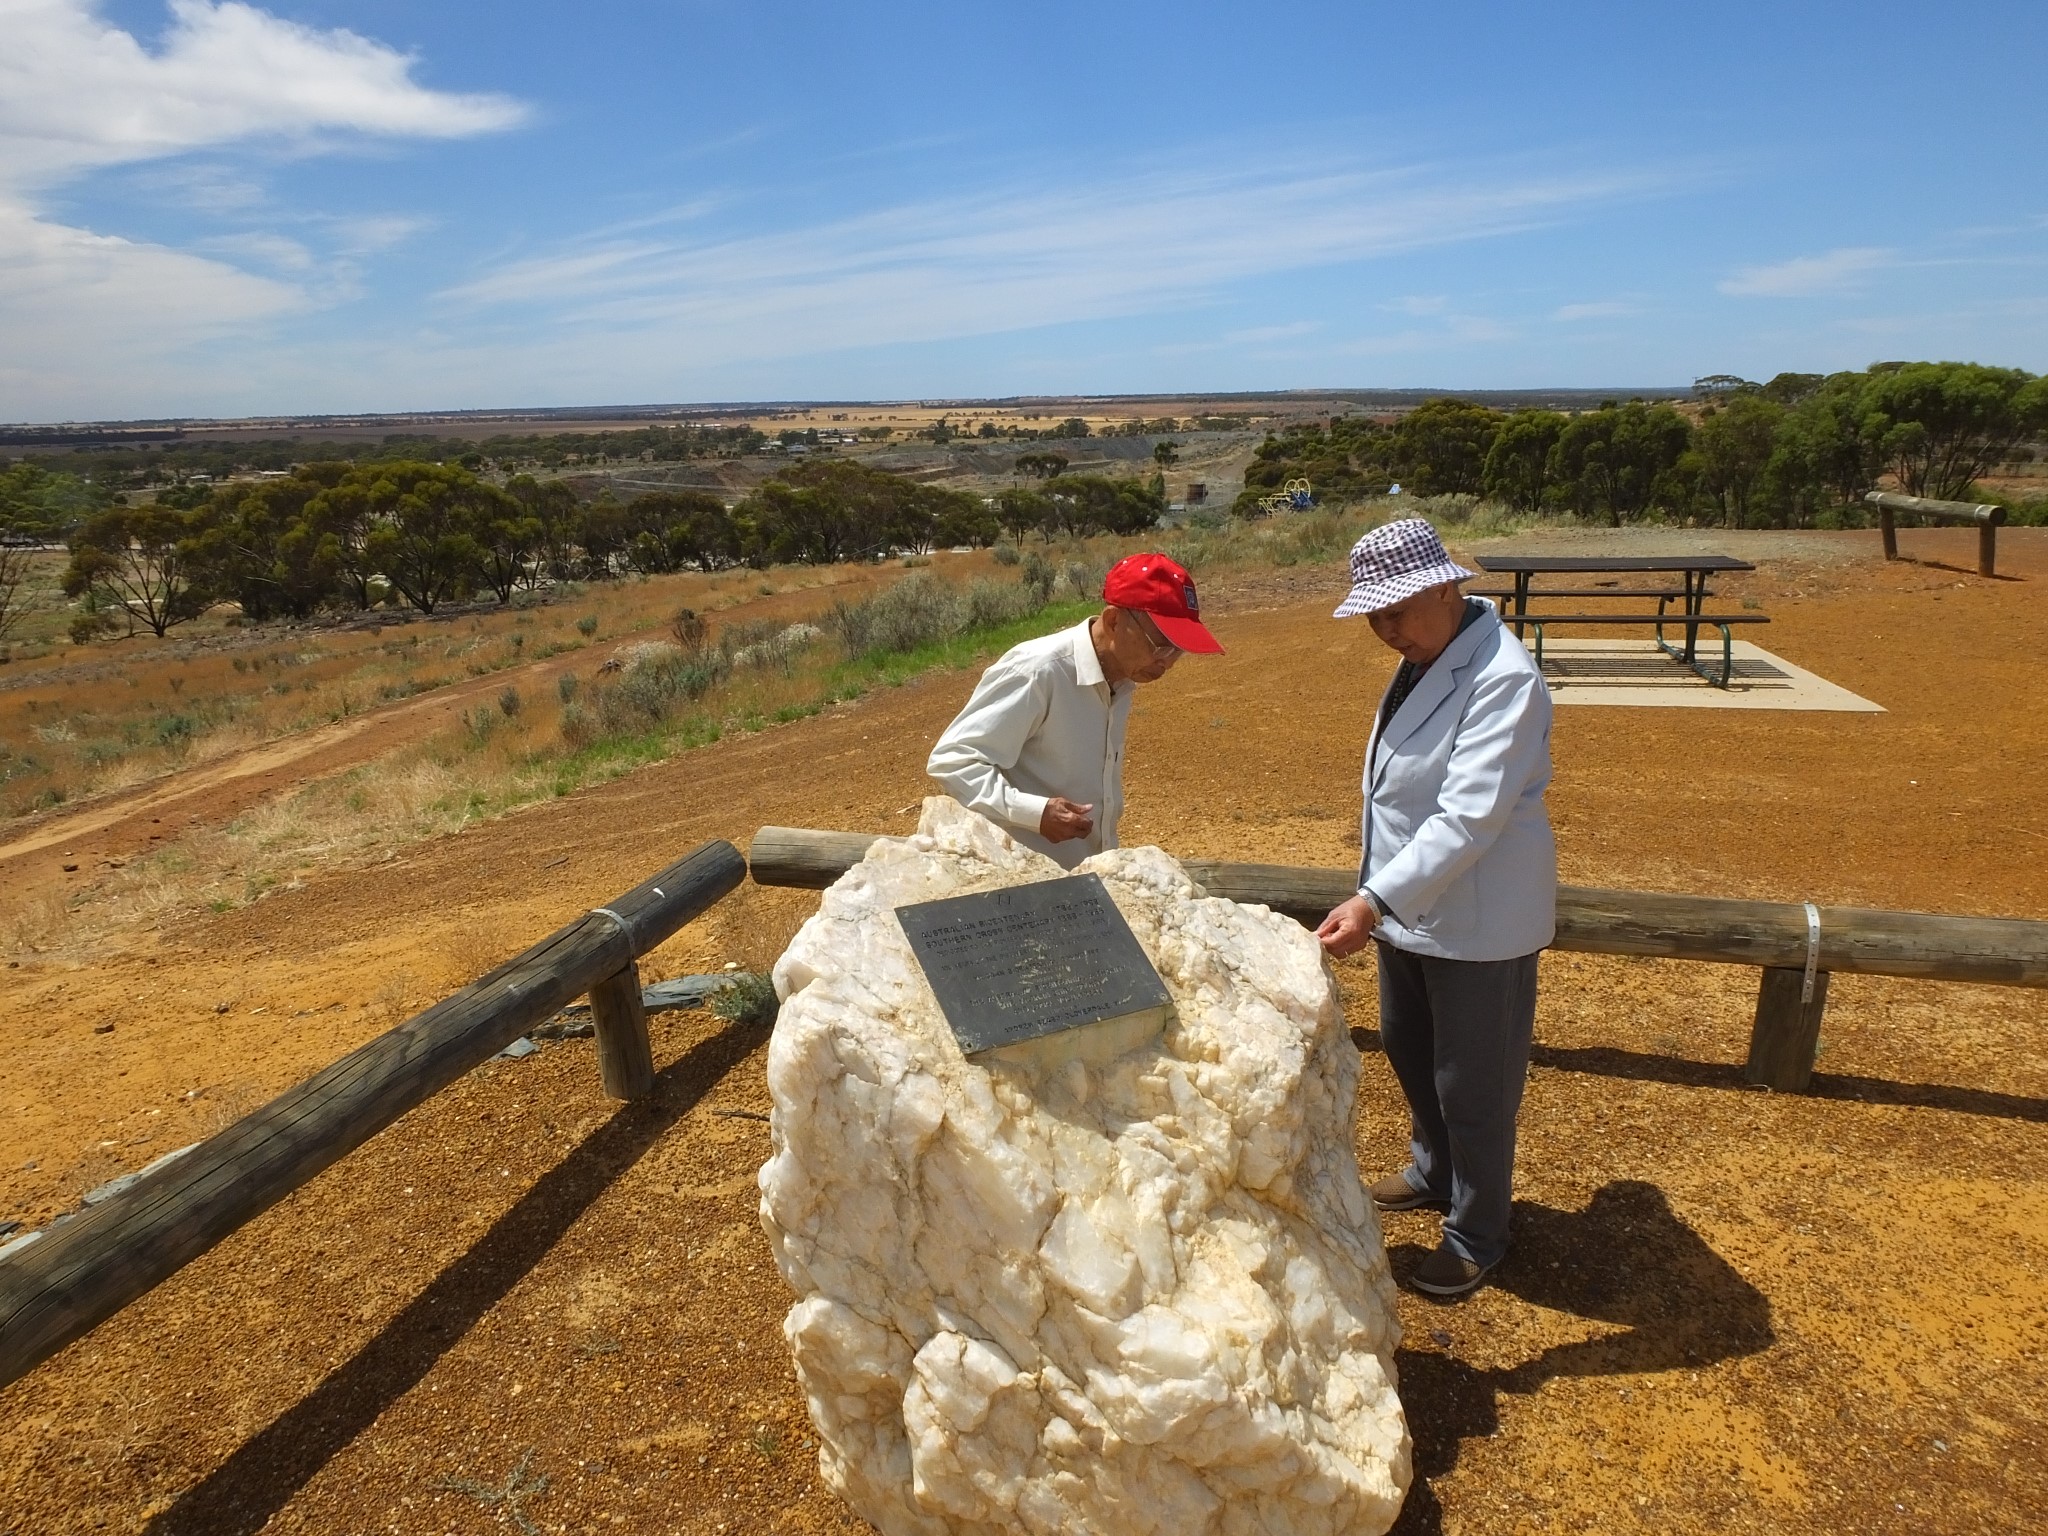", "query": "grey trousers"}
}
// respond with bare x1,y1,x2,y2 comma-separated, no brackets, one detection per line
1376,941,1540,1268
